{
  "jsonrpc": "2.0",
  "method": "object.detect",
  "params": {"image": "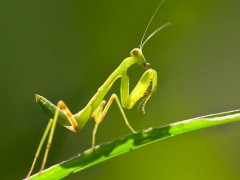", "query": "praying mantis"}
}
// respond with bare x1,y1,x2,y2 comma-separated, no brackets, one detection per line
26,1,170,179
